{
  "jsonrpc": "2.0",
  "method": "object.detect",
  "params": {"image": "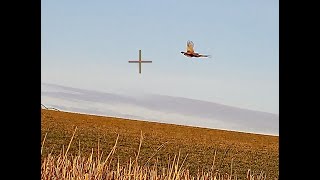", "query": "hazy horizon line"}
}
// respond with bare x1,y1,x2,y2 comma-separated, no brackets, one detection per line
41,82,279,116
